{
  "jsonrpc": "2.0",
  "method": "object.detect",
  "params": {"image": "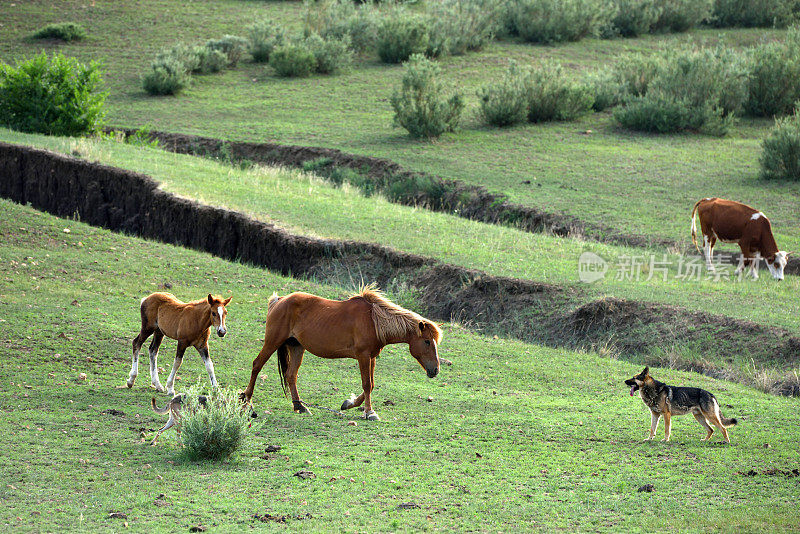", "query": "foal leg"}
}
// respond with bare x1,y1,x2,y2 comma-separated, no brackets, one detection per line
128,326,155,388
195,344,218,389
165,340,189,396
148,330,166,392
285,343,309,414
